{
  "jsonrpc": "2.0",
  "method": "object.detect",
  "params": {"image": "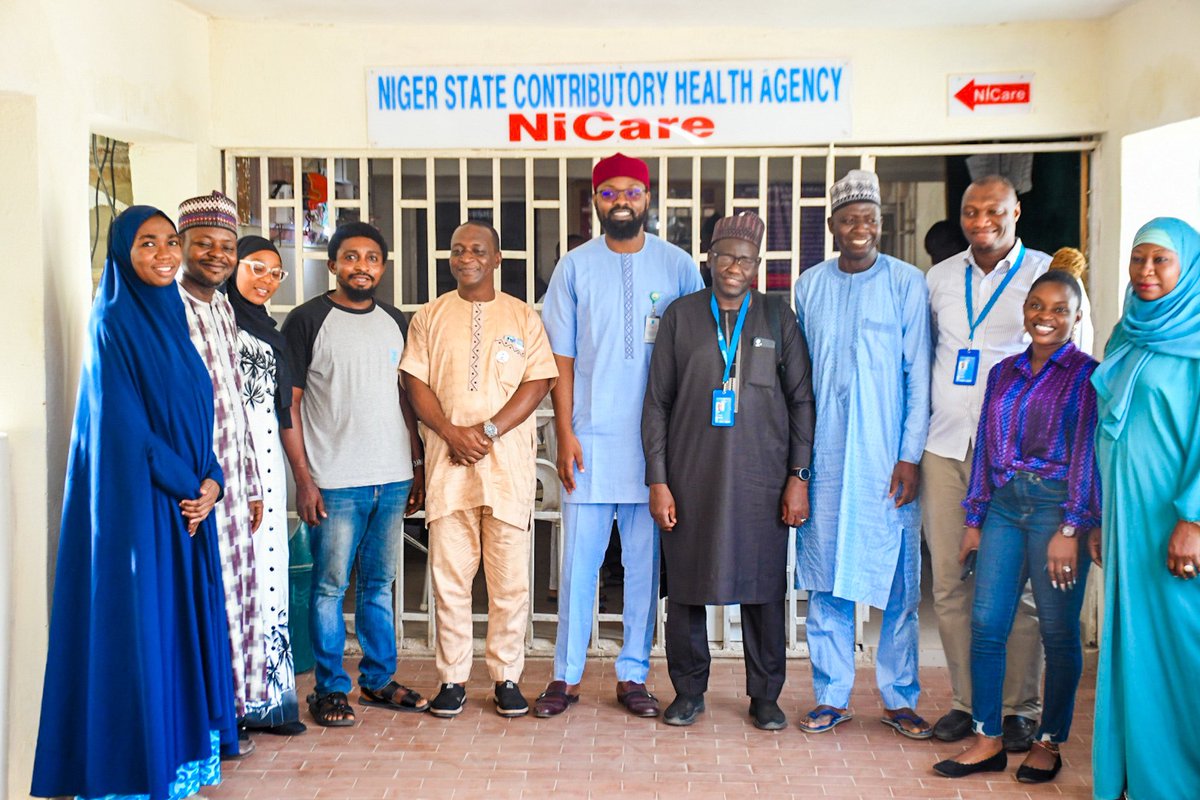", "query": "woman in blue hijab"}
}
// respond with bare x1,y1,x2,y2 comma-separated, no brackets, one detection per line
31,206,238,799
1090,217,1200,799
